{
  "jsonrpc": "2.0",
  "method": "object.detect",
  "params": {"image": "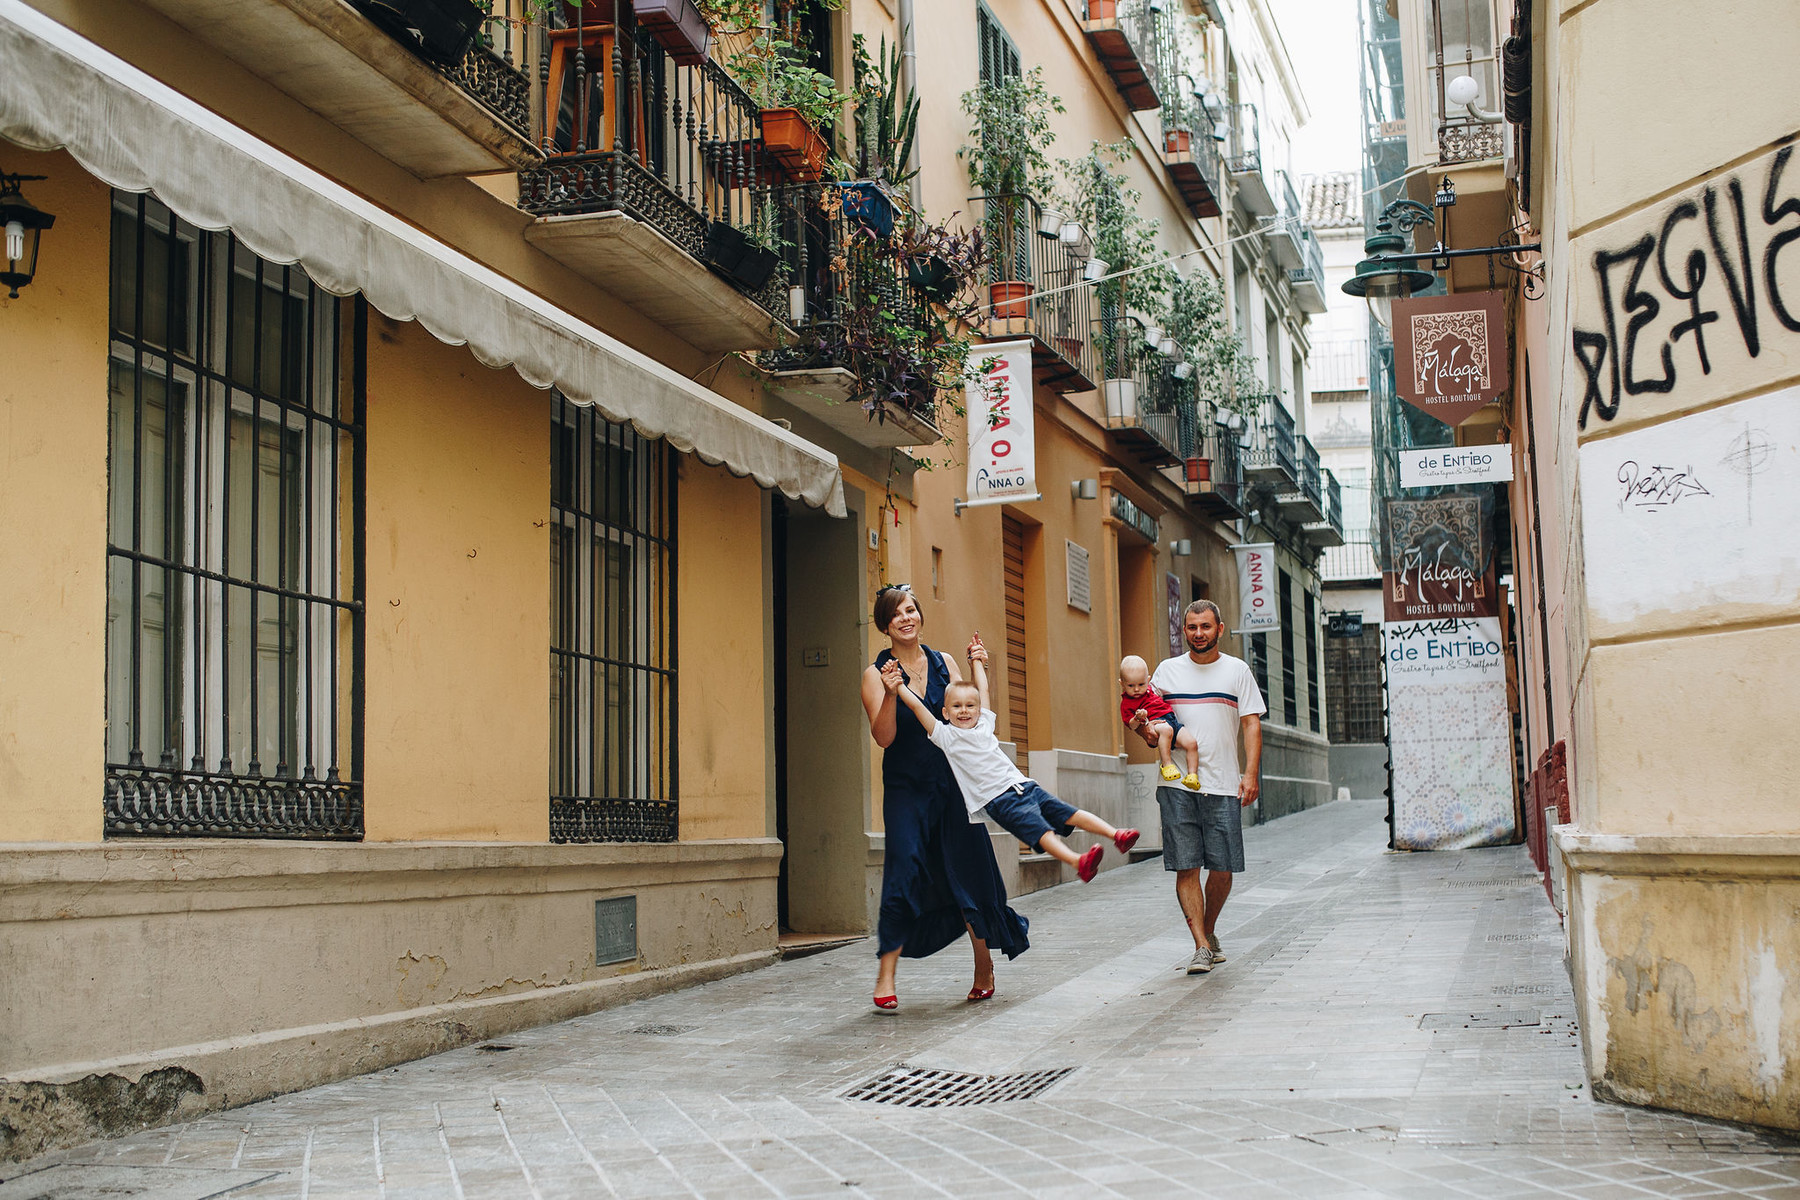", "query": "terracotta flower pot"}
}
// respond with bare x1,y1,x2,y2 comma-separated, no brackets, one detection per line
1186,457,1211,483
1164,129,1193,155
1088,0,1118,19
760,108,830,181
989,281,1034,320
